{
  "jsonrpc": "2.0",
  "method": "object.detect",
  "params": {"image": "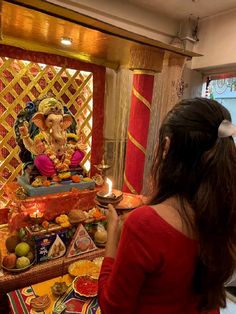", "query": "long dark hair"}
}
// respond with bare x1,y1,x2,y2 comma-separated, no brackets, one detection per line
150,98,236,311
